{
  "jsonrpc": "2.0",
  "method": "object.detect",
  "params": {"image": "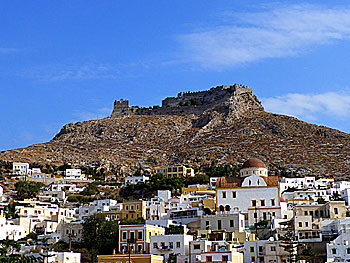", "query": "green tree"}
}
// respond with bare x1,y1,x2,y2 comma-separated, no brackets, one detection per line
331,192,343,201
82,214,119,262
14,182,43,200
0,237,21,256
